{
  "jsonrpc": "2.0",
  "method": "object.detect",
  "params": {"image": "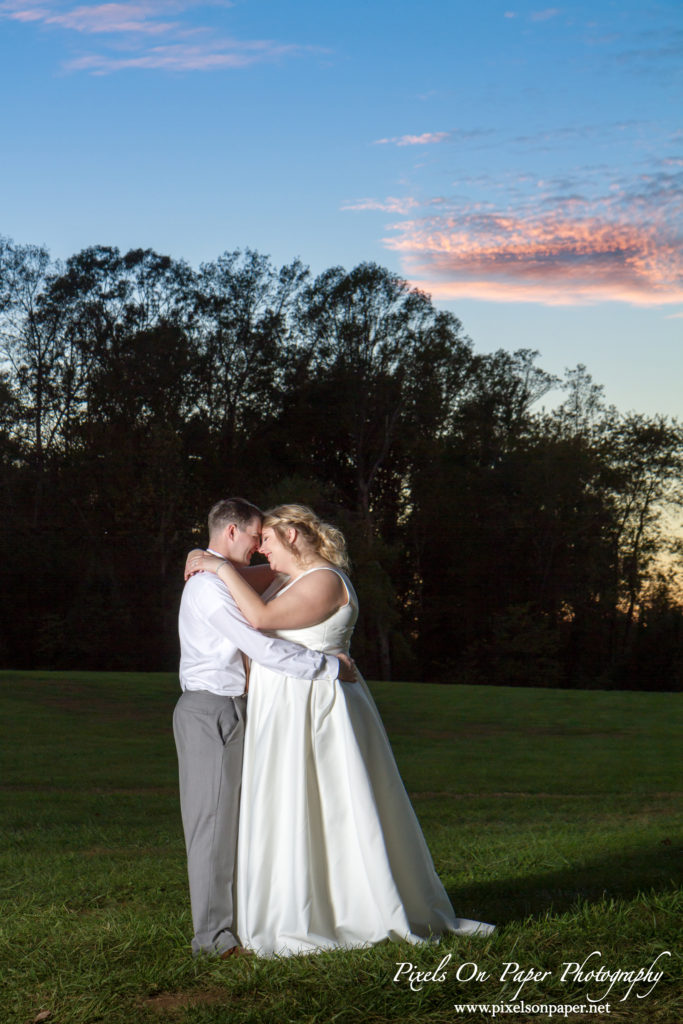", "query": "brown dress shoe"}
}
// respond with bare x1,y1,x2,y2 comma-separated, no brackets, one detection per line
220,945,254,959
